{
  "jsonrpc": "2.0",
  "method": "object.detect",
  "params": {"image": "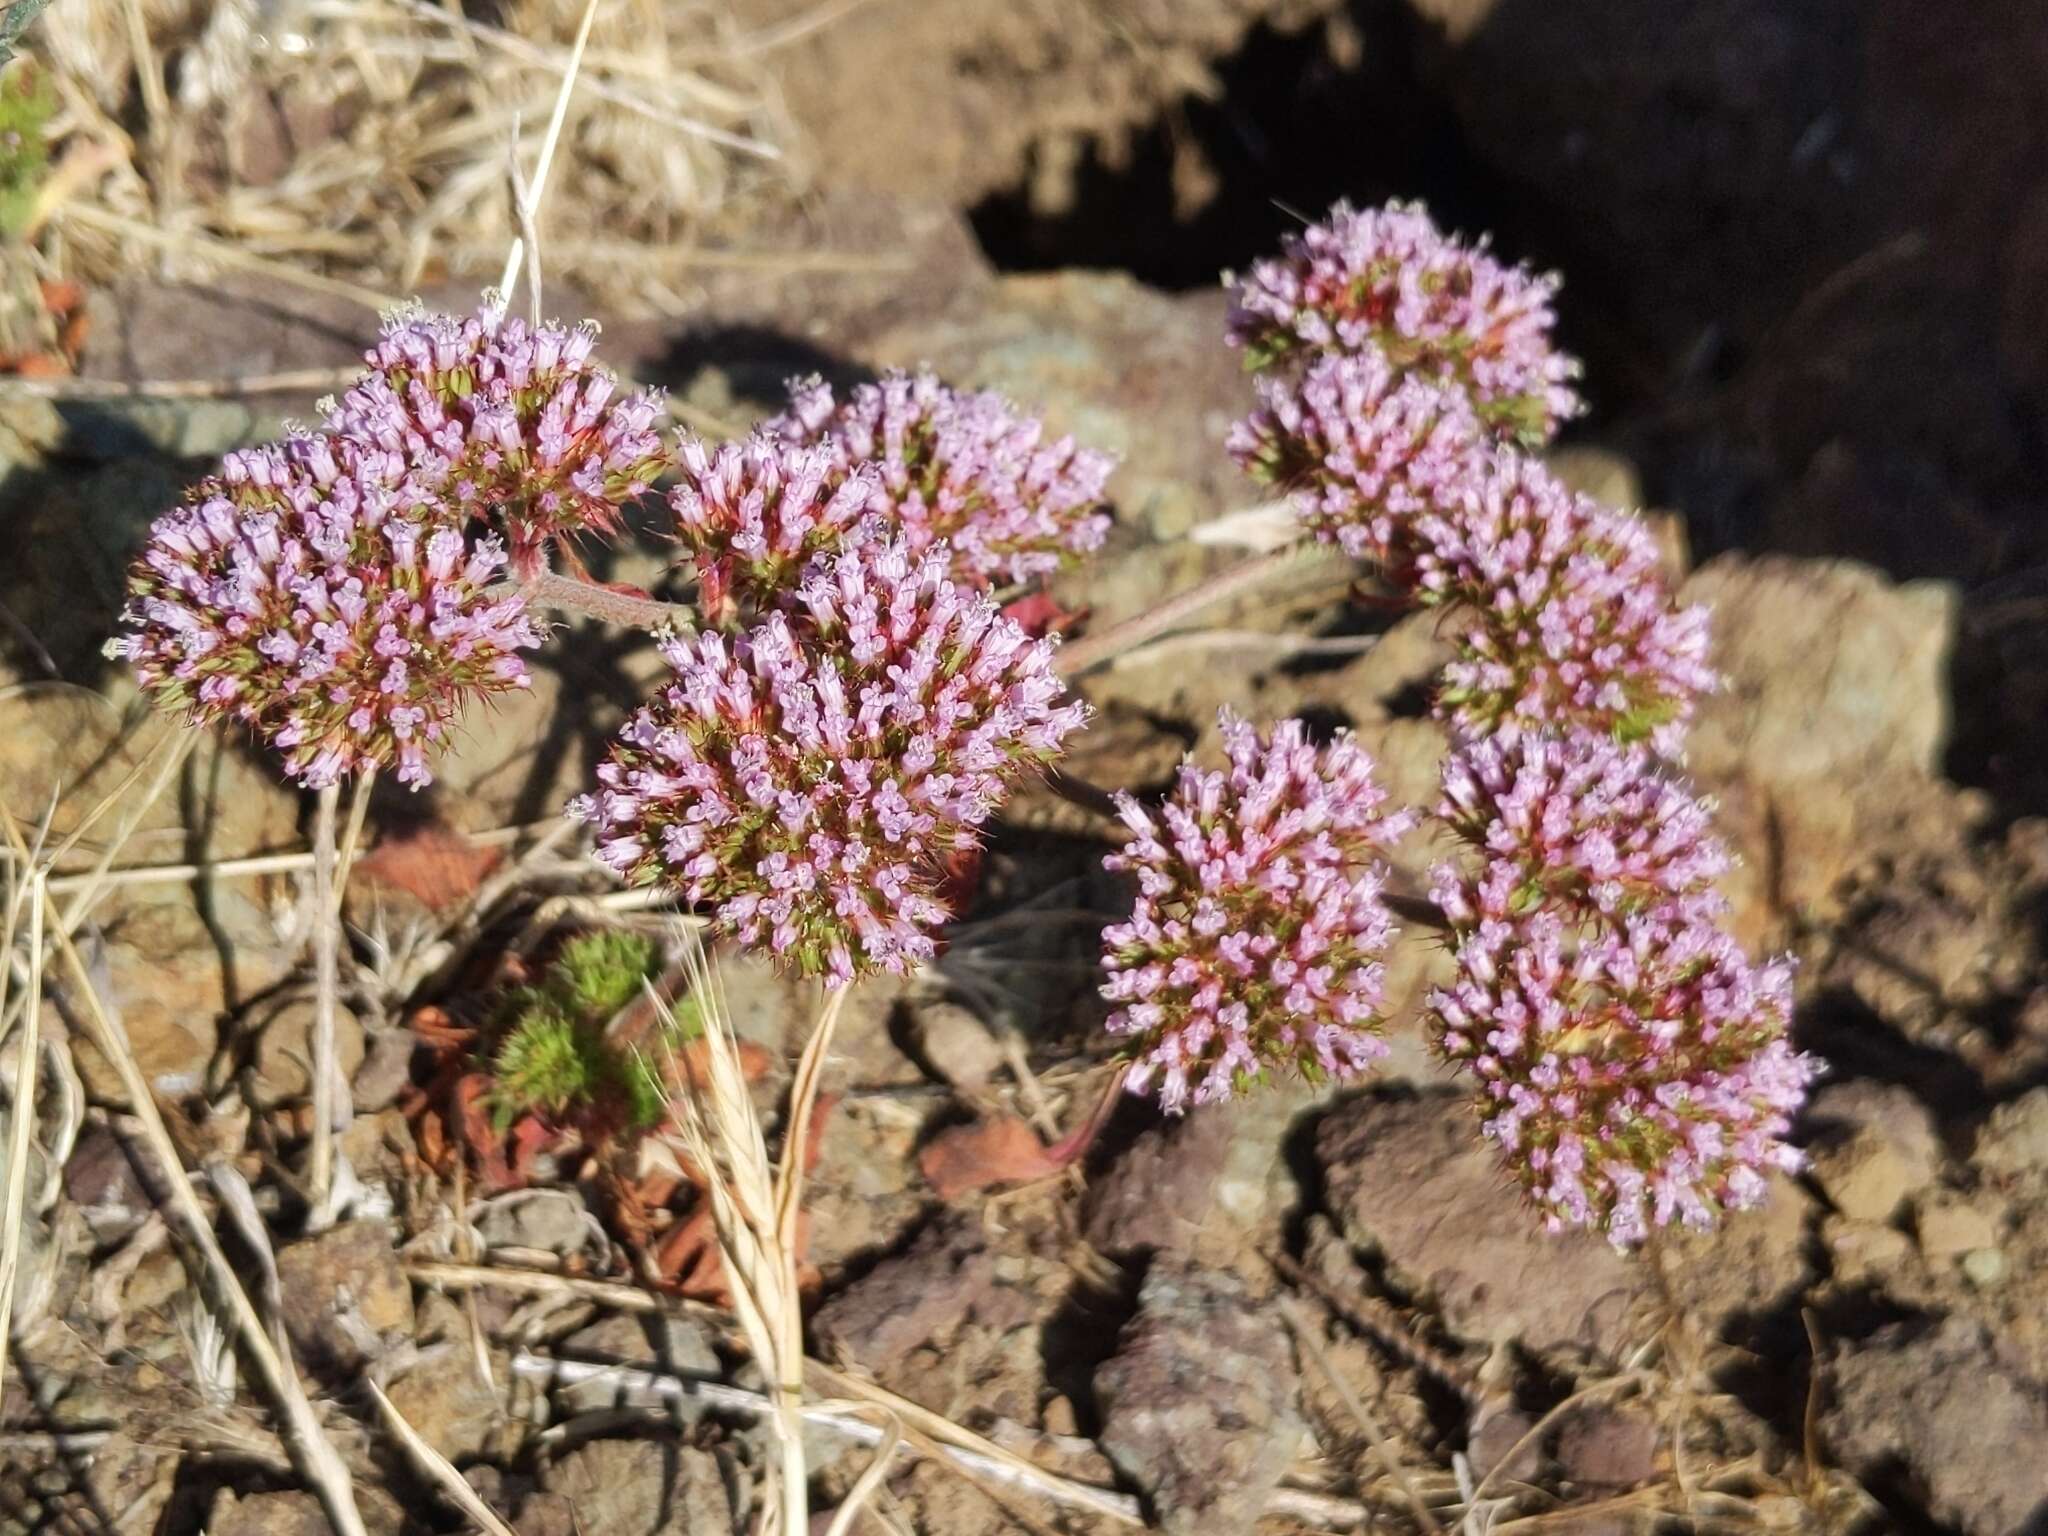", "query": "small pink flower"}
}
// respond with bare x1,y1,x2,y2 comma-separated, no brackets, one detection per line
665,431,879,626
111,436,541,789
772,370,1113,586
1415,452,1717,755
1100,710,1413,1113
571,539,1087,982
326,302,666,575
1225,199,1582,444
1227,348,1483,574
